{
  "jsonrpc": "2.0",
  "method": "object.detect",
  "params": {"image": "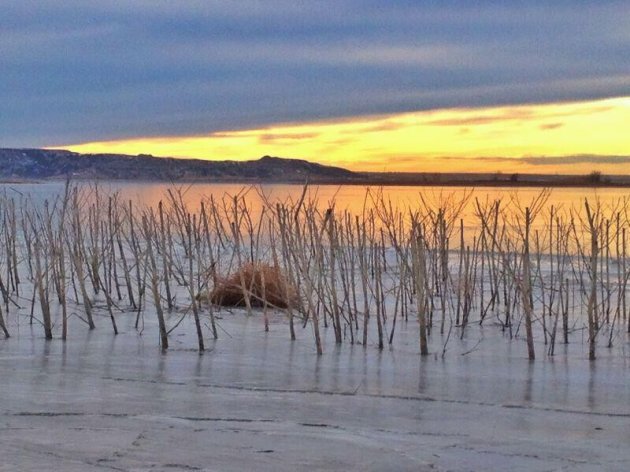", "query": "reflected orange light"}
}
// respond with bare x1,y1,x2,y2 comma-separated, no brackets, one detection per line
57,96,630,174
